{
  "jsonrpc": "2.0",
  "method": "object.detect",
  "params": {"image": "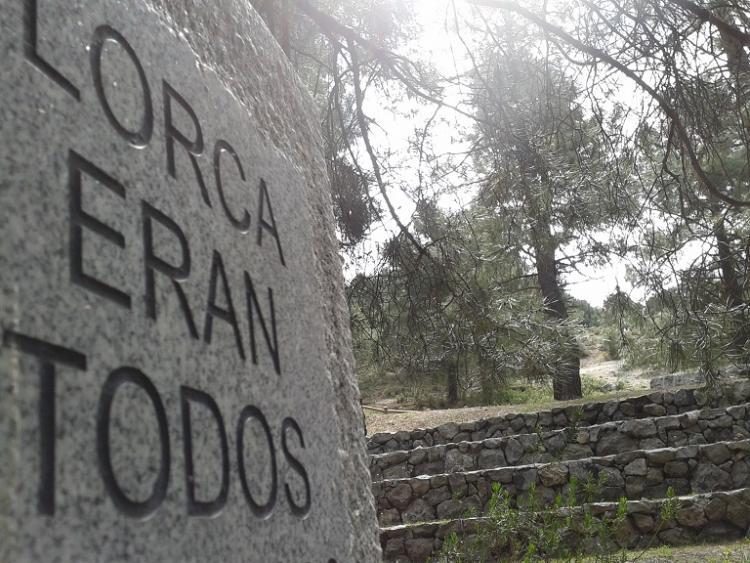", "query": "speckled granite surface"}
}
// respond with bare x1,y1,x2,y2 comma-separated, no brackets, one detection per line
0,1,380,560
